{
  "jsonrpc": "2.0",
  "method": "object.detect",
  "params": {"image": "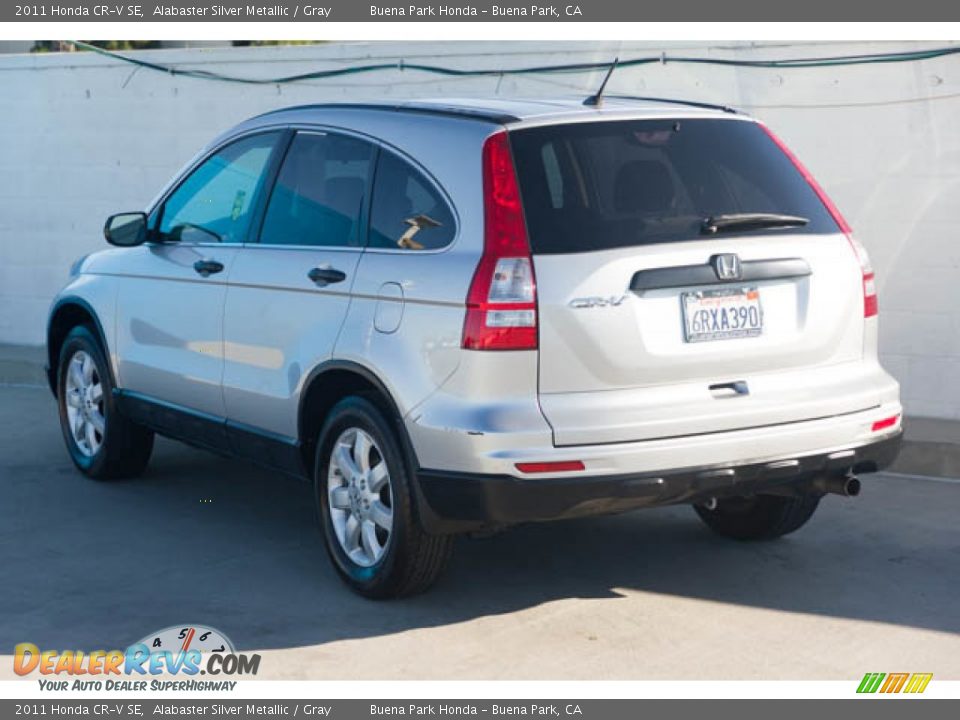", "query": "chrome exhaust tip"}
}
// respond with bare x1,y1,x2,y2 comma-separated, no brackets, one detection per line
843,476,862,497
813,475,861,497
